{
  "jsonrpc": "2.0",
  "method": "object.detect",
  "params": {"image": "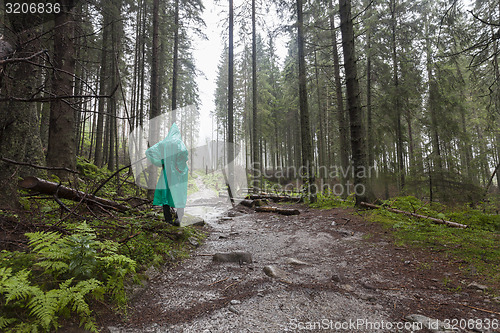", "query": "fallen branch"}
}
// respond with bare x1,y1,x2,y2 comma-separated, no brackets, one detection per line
360,202,467,229
118,232,141,244
461,303,500,315
247,194,302,202
92,163,133,196
209,276,230,286
255,206,300,216
19,176,128,212
223,281,240,291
